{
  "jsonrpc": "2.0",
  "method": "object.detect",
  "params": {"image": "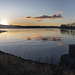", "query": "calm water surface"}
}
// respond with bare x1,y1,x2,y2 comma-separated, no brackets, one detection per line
0,28,75,64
